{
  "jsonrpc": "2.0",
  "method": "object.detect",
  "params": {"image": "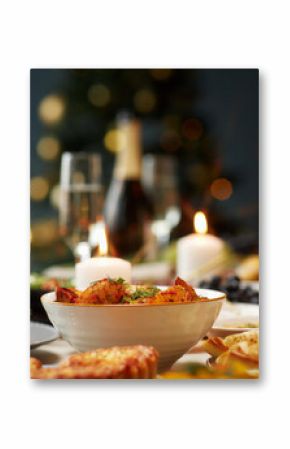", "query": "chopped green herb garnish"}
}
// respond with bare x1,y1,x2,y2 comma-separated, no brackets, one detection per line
90,277,126,286
121,296,136,304
121,286,161,303
131,287,160,299
113,277,126,284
